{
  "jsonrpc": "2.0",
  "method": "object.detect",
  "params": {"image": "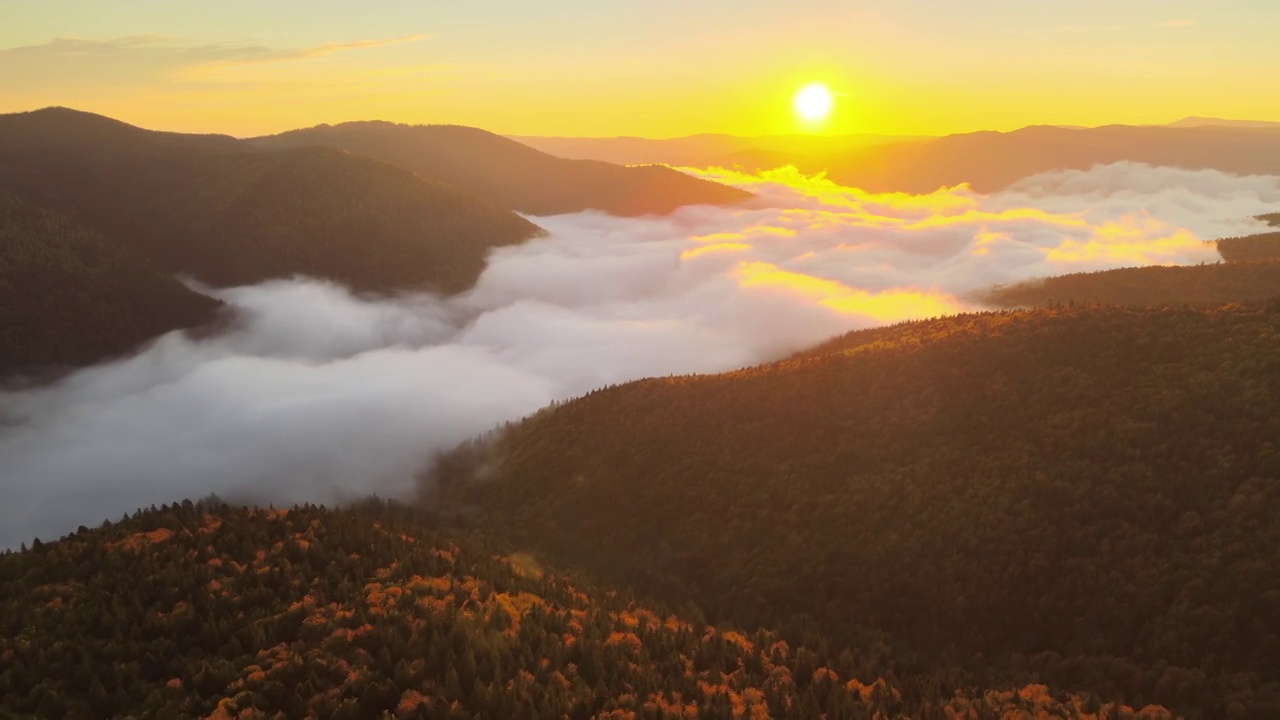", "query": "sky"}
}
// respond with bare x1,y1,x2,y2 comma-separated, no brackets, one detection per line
2,0,1279,138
